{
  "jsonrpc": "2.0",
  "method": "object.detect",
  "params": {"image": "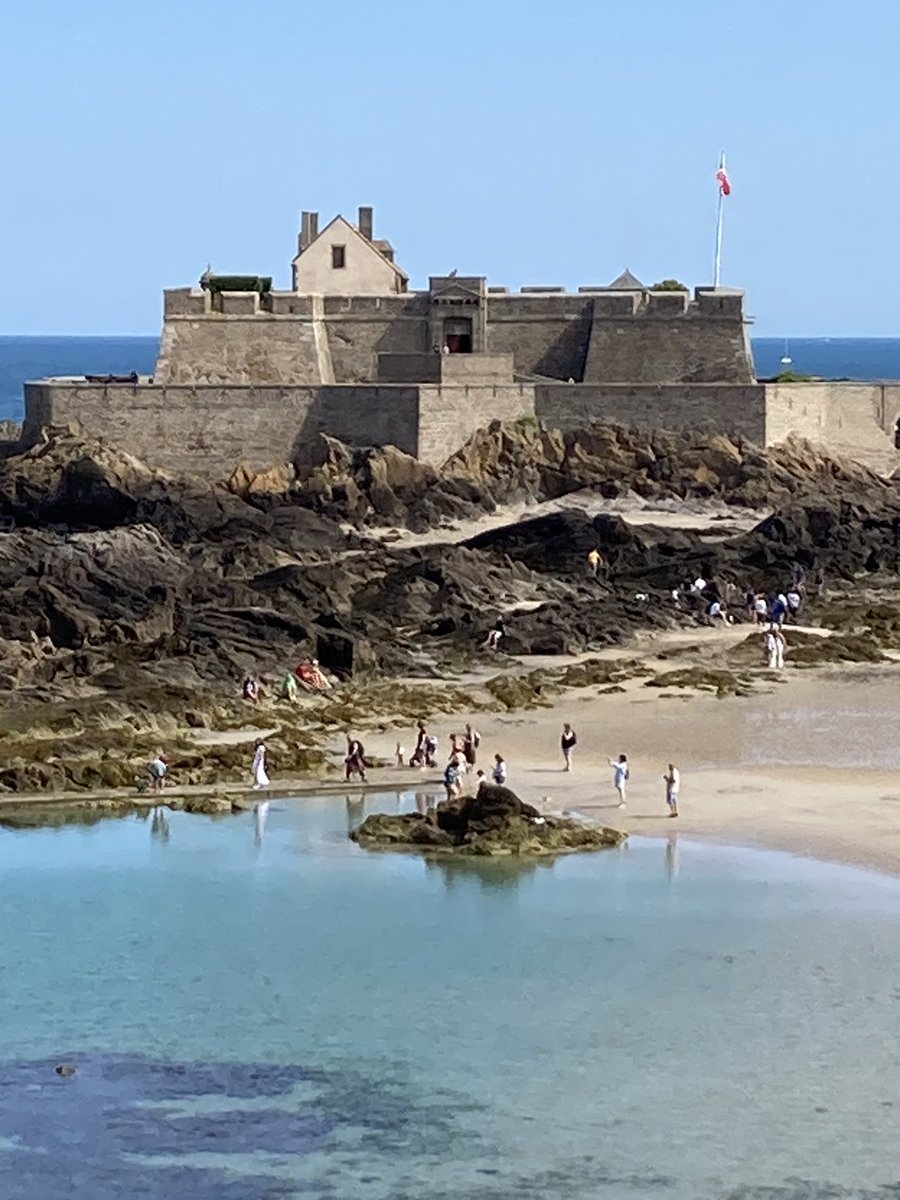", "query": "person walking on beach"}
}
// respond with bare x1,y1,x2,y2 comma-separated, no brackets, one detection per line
411,721,436,768
251,739,270,790
561,723,577,771
608,754,629,808
492,754,507,786
764,624,786,670
443,757,462,801
754,593,769,625
663,763,680,817
345,736,367,782
463,723,480,772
